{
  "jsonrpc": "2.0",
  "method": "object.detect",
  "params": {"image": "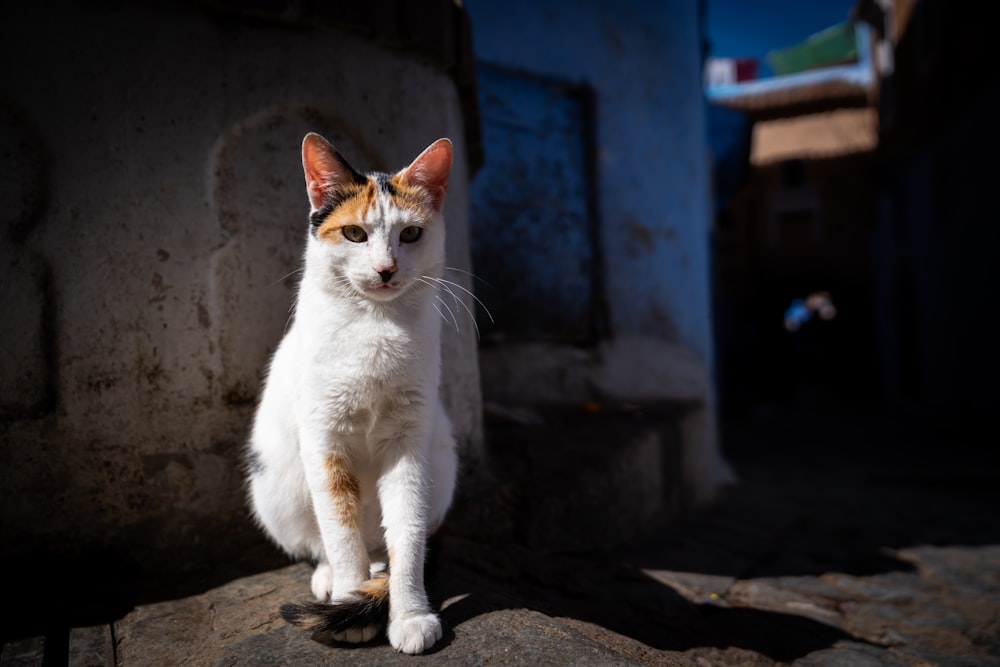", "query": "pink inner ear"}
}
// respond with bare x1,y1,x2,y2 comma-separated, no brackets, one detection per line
302,133,353,210
402,139,453,211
